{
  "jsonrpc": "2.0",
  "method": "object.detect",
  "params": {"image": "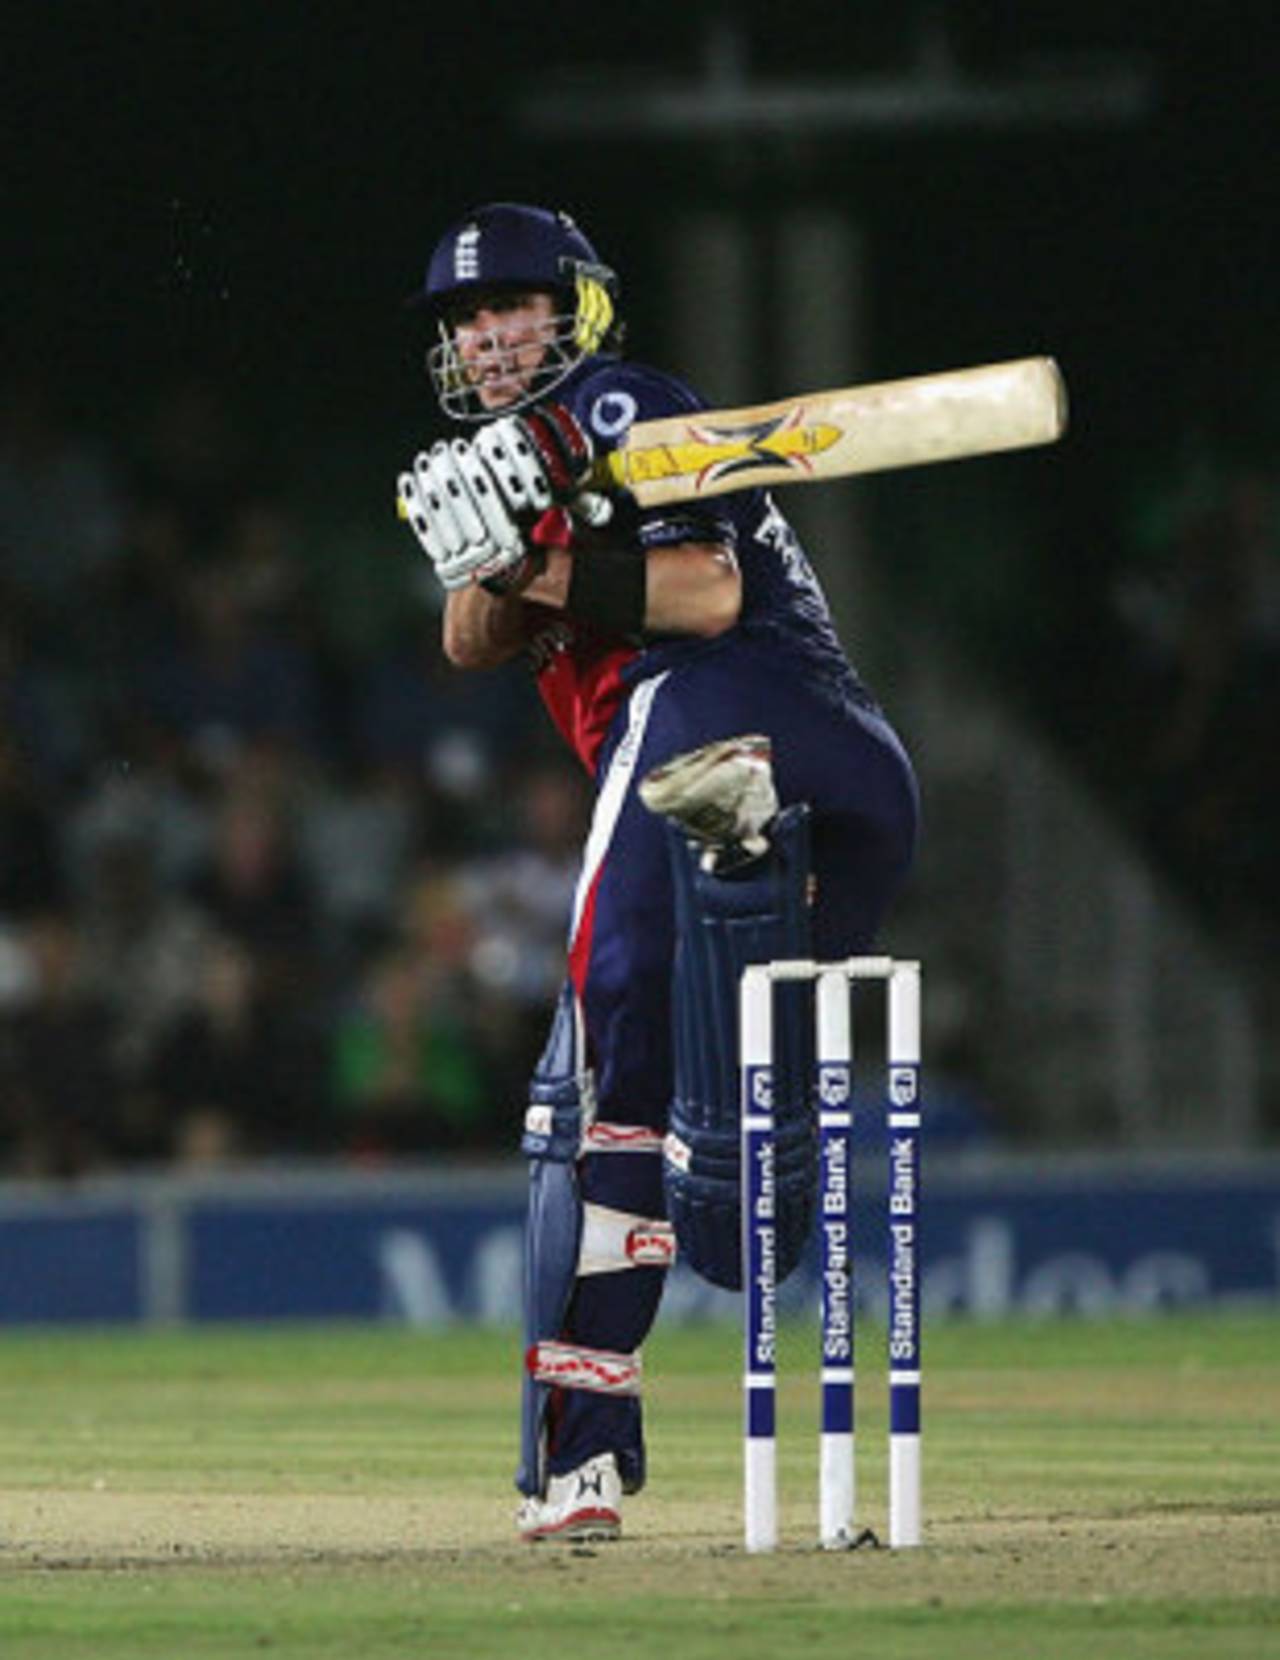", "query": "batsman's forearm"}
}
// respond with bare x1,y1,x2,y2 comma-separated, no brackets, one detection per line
443,540,740,667
441,584,533,669
527,542,739,637
441,550,575,667
641,542,740,636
